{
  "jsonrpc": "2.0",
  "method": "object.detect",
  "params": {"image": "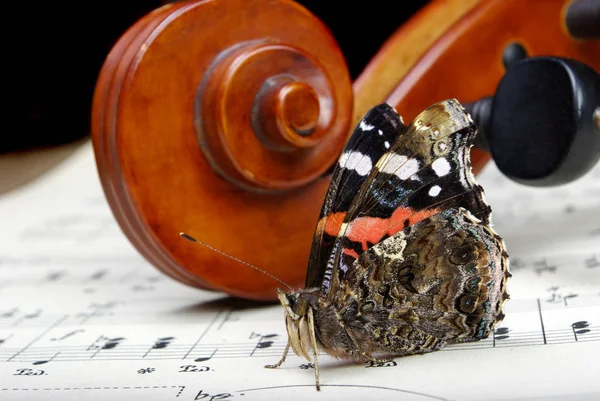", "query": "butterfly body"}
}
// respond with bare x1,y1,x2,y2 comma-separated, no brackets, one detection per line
268,99,510,390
